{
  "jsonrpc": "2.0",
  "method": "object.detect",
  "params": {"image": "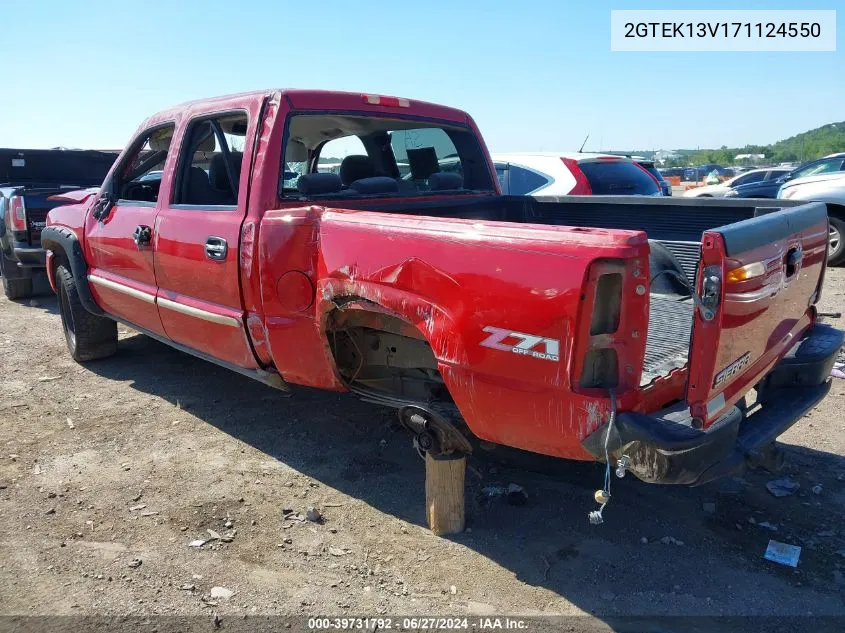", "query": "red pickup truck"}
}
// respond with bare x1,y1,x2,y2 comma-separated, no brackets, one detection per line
42,89,842,489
